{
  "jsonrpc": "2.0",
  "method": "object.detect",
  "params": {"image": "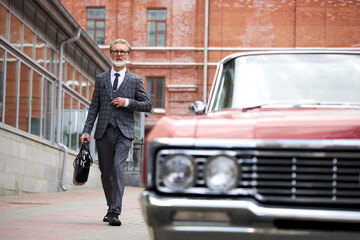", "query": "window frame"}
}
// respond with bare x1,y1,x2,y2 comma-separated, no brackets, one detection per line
86,7,106,45
147,9,167,47
146,76,165,110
